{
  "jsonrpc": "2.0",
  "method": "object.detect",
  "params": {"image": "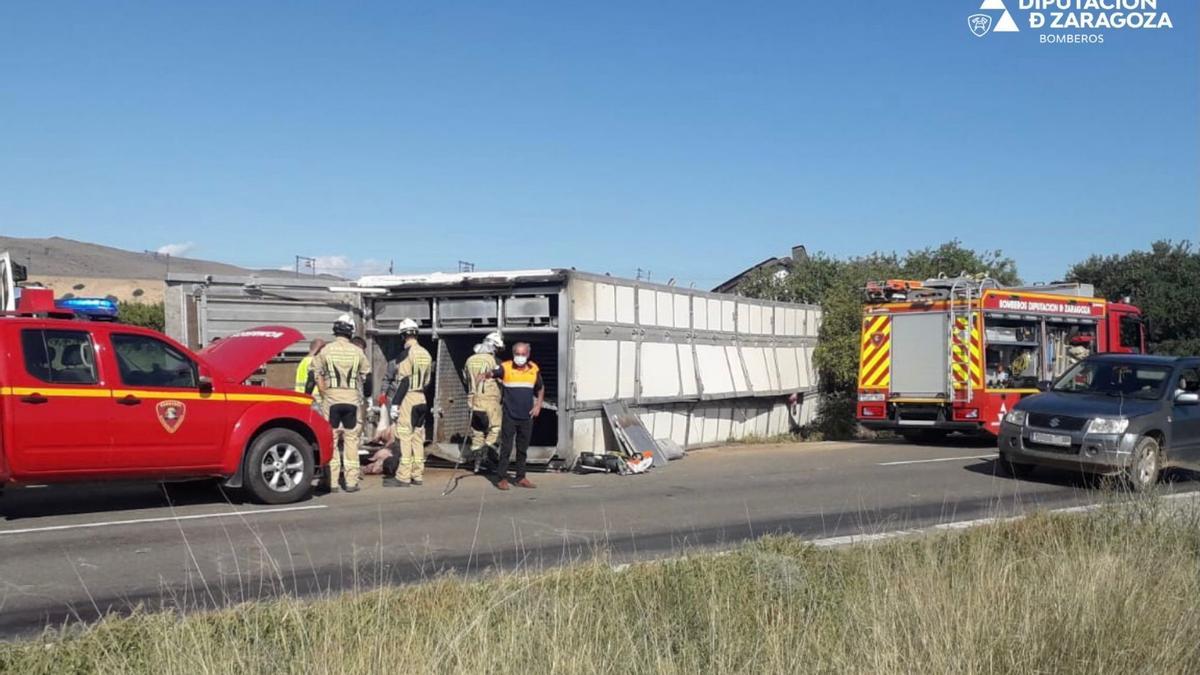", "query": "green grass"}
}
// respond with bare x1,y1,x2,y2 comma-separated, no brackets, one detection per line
4,501,1200,674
